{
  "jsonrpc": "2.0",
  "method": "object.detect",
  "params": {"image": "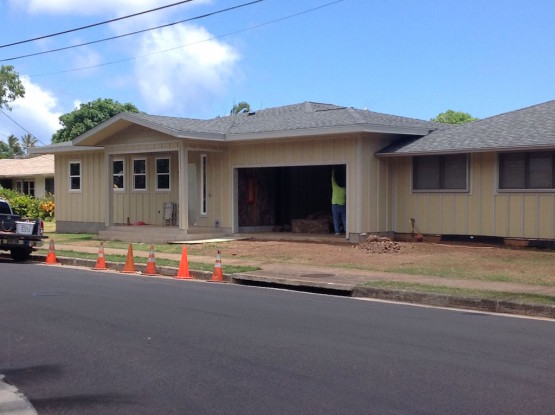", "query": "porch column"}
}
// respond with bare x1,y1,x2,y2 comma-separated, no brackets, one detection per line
104,152,111,227
178,143,188,230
